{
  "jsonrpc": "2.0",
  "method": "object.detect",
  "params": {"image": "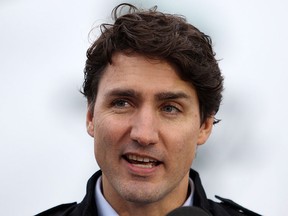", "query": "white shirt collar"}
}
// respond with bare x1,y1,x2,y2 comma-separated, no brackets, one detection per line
95,175,194,216
95,176,118,216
